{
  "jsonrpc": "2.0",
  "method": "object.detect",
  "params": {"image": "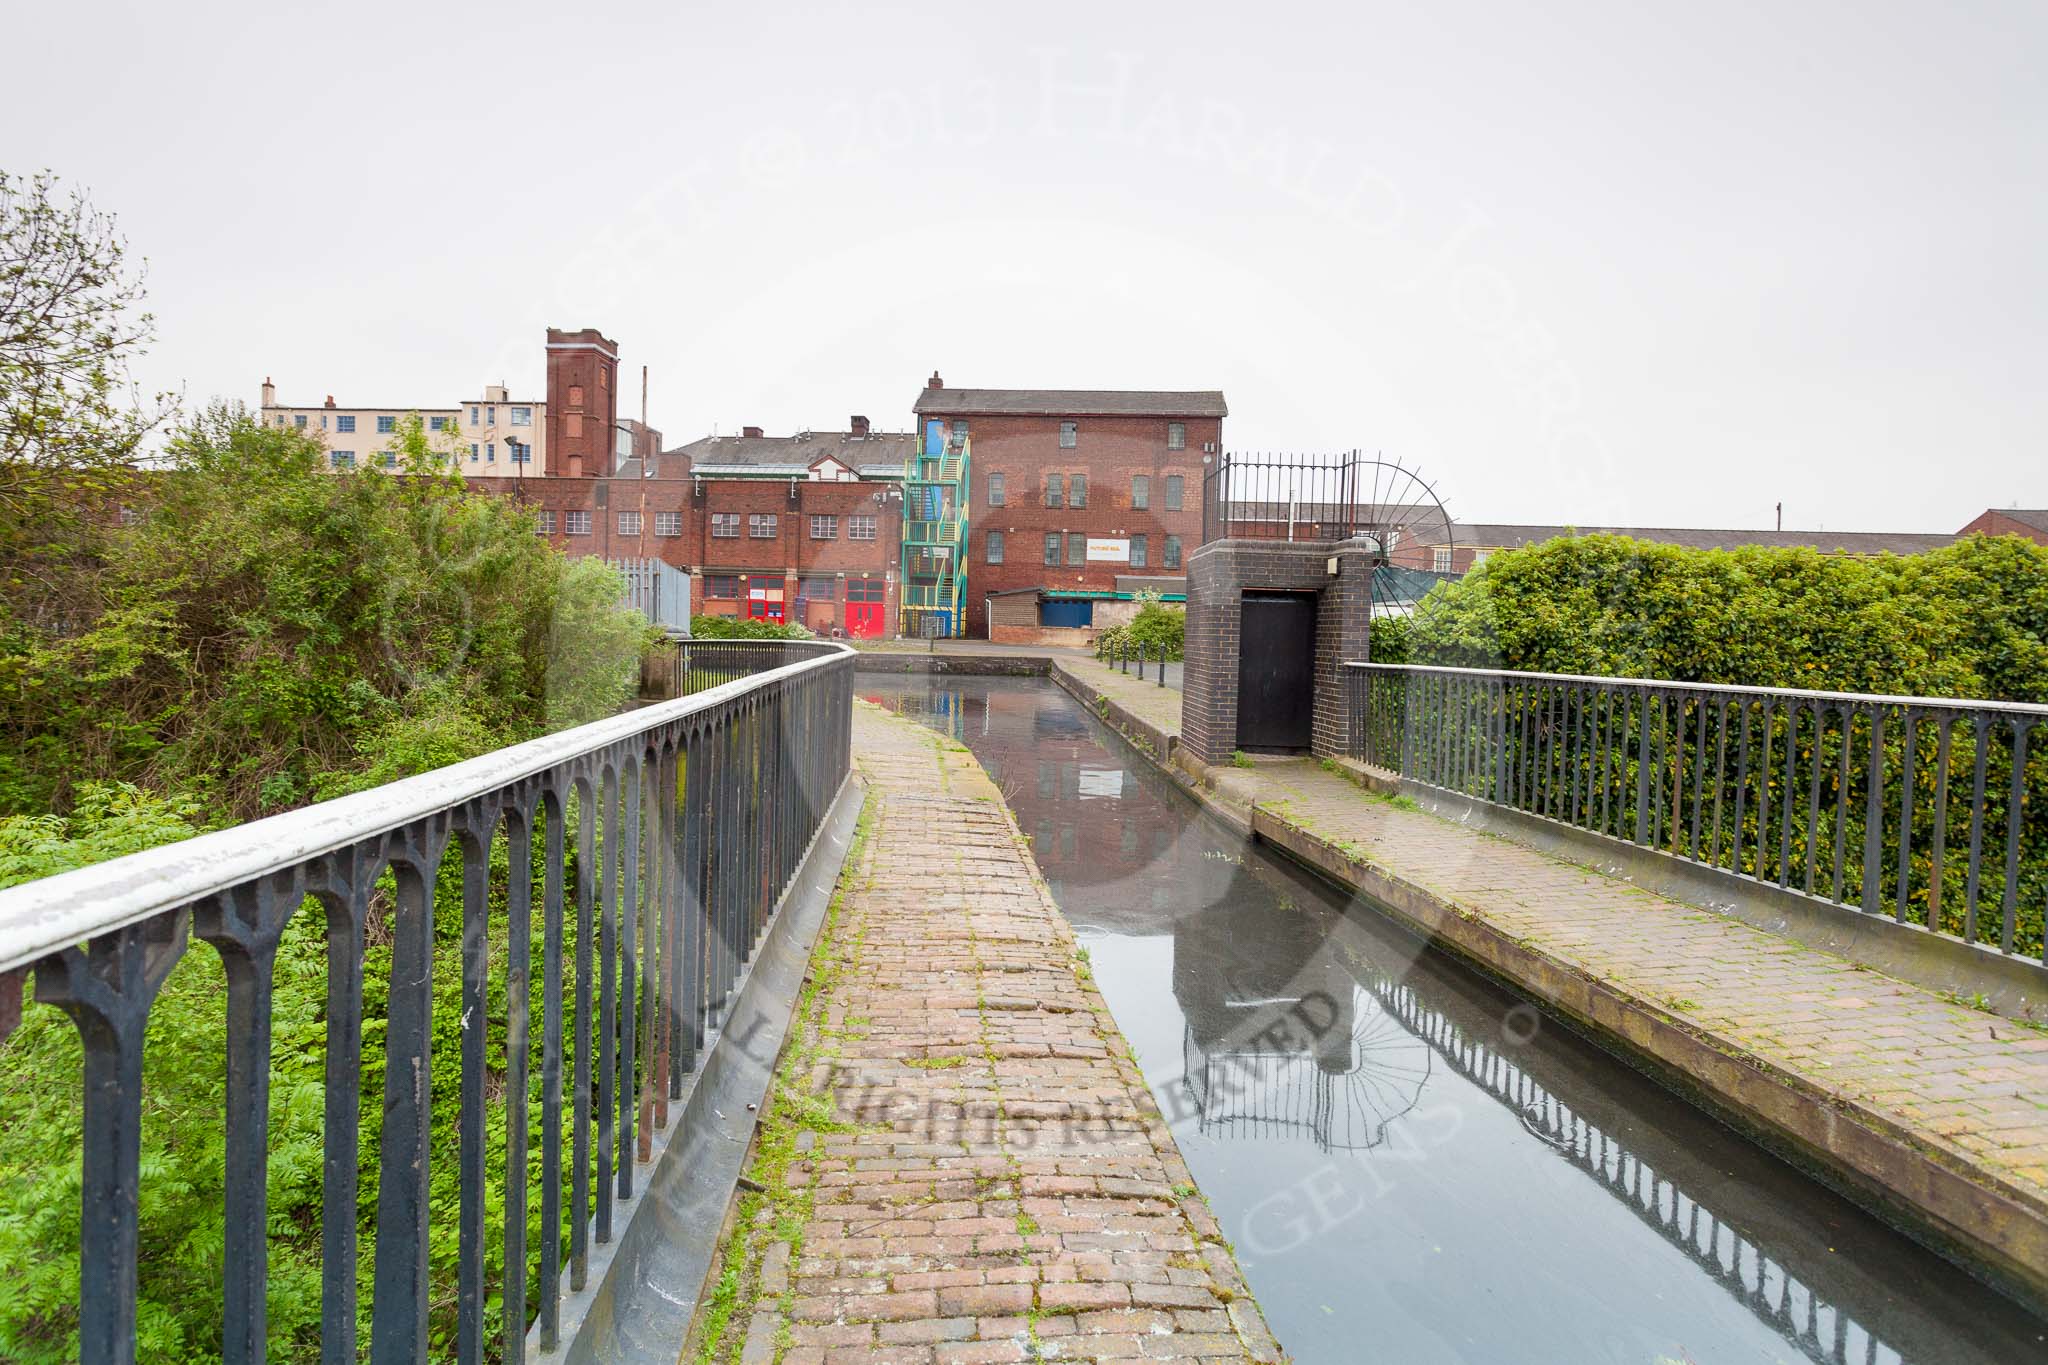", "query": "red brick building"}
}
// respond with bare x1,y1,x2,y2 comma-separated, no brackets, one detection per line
1956,508,2048,546
911,375,1226,640
544,328,620,478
